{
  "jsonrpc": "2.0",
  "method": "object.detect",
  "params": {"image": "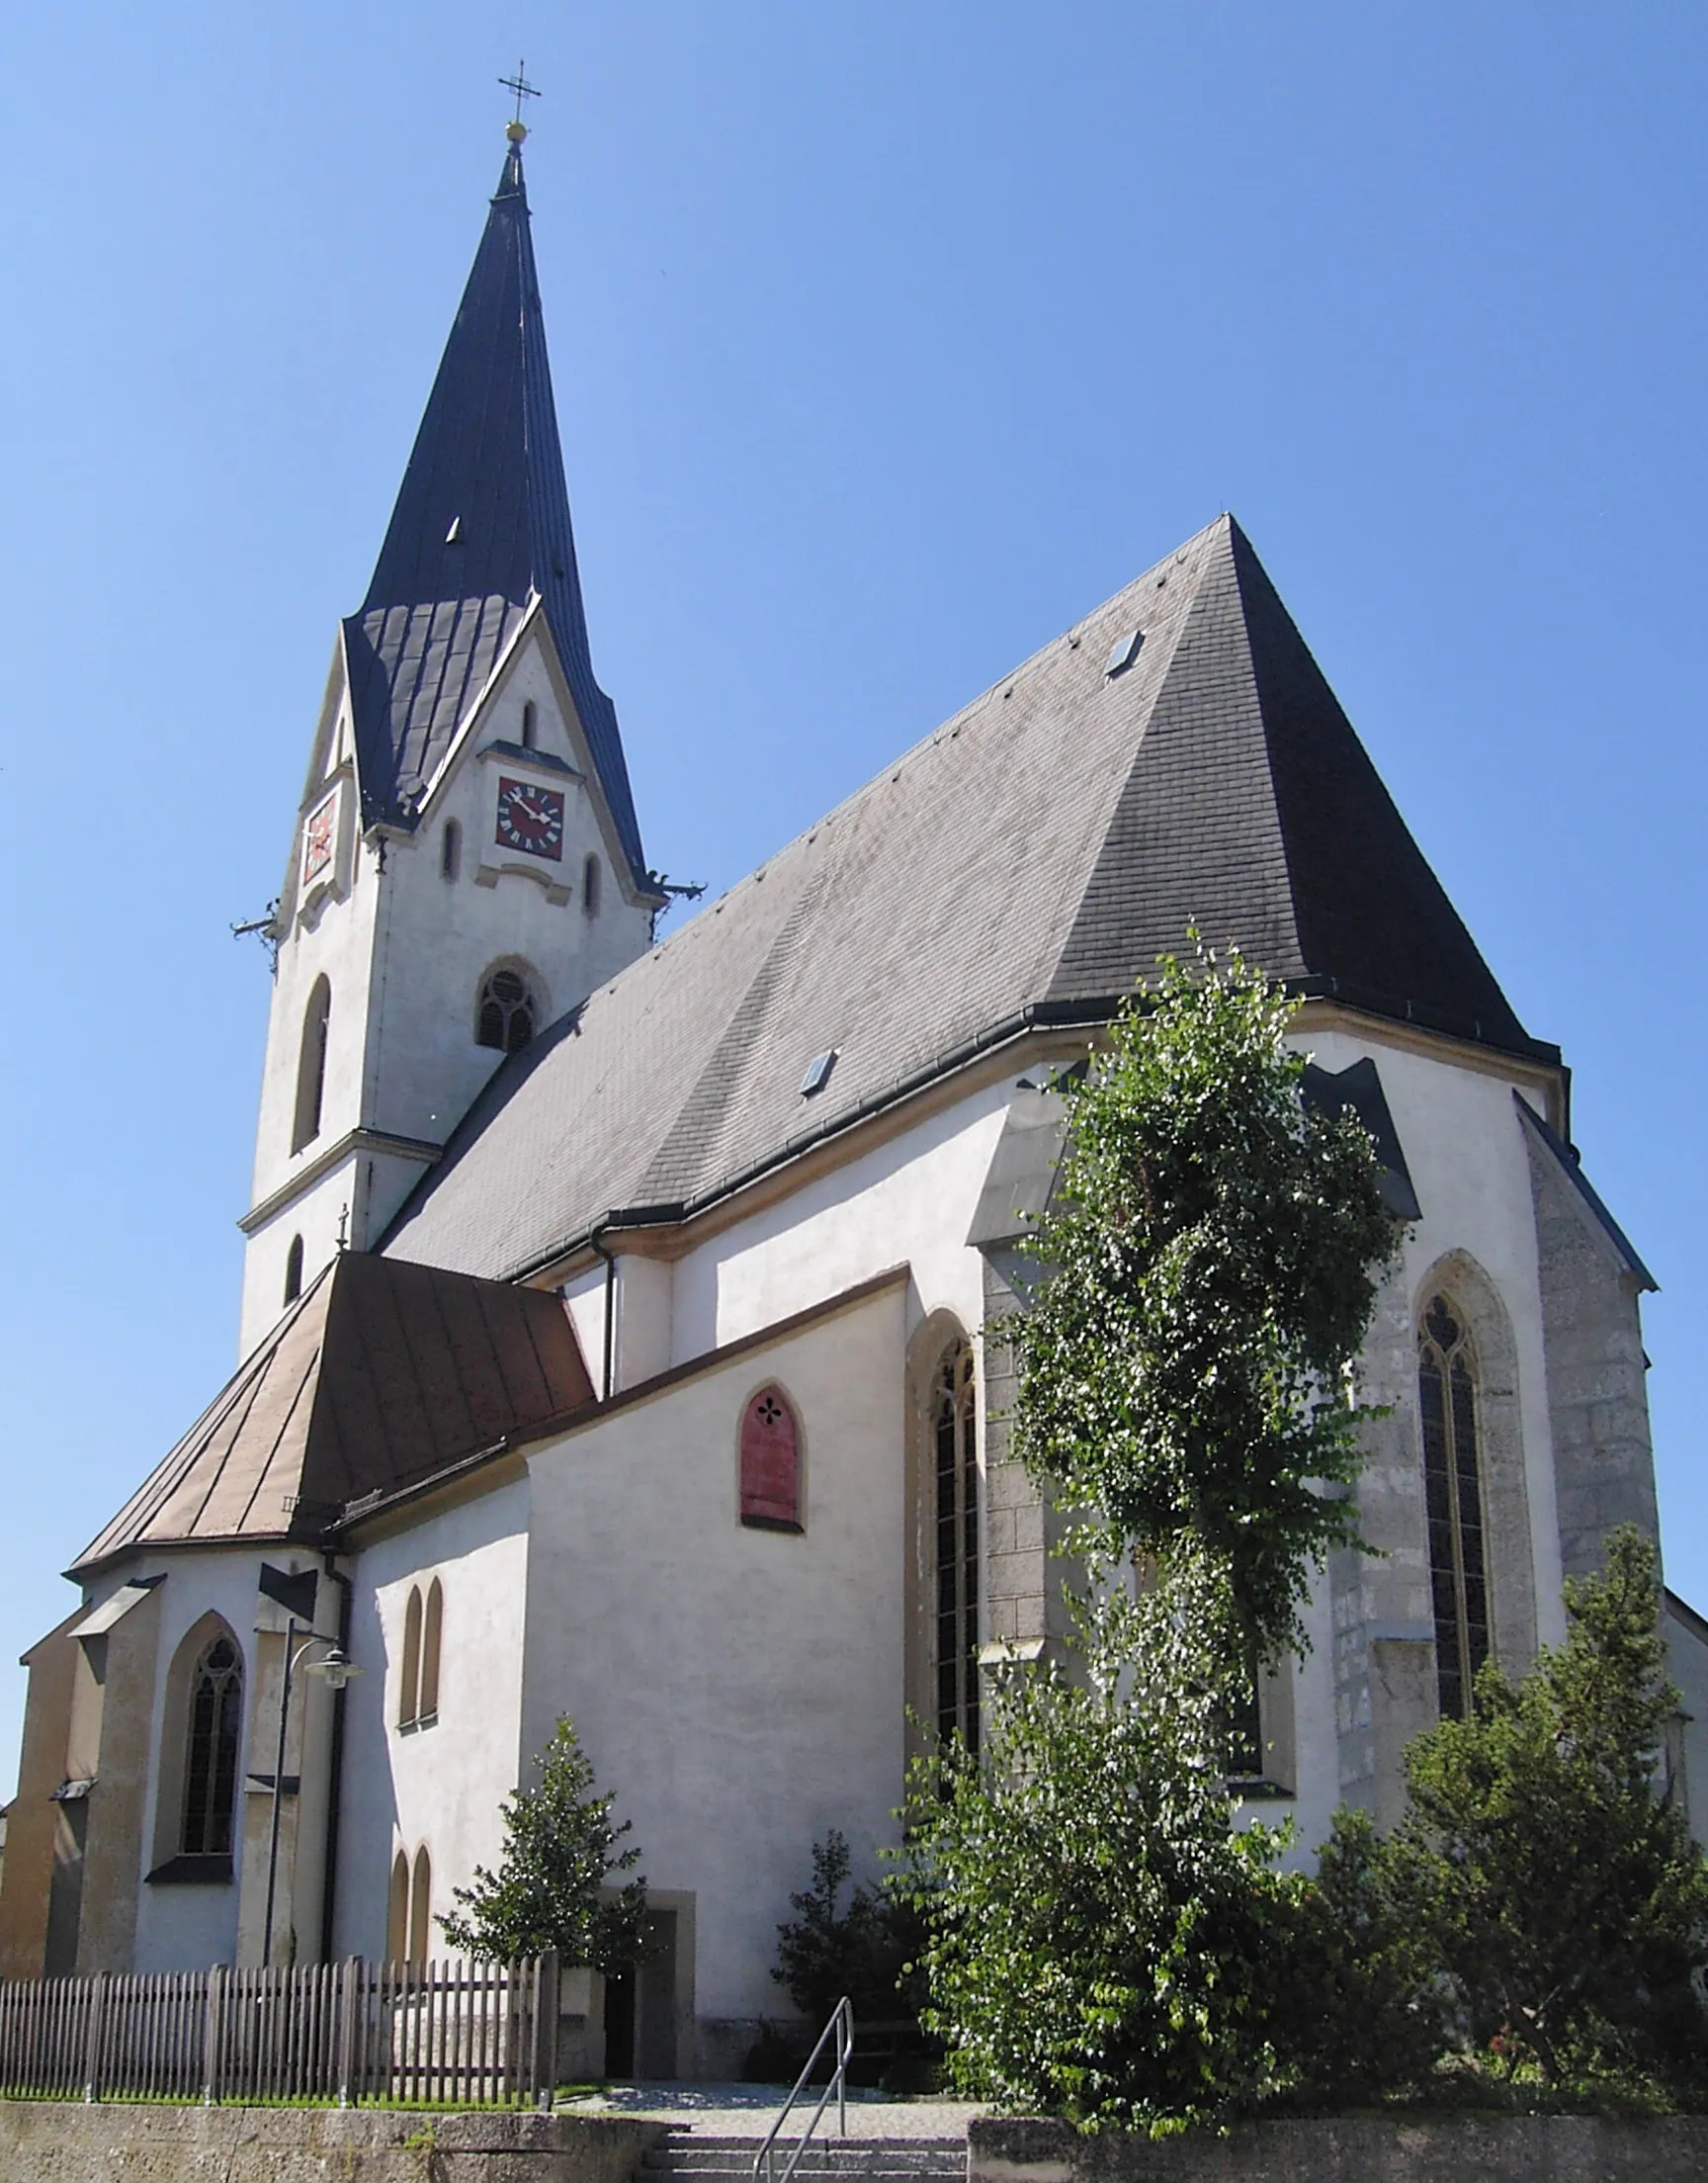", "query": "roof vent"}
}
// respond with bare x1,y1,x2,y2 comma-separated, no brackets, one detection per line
800,1050,838,1098
1105,628,1144,677
445,516,463,544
